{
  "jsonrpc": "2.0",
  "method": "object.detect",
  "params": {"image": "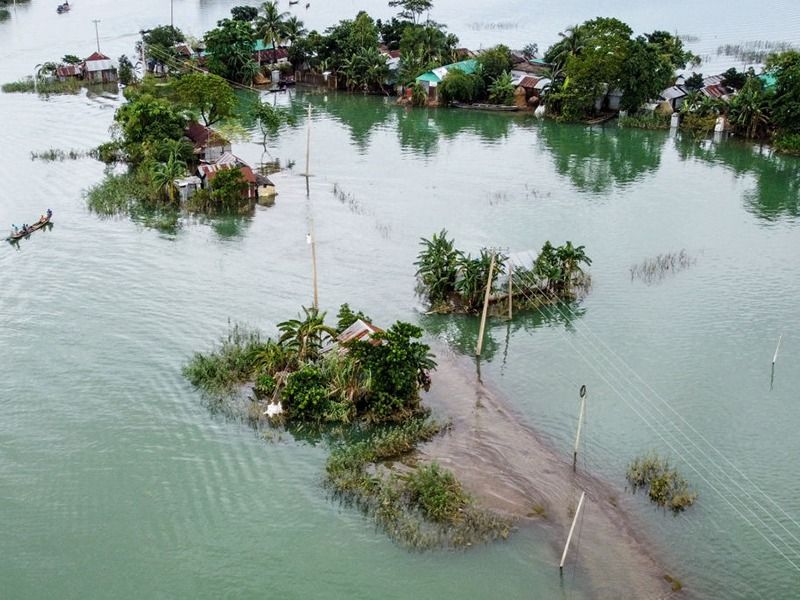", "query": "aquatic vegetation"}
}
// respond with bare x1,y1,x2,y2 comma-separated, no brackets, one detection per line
1,77,83,94
30,148,88,161
326,420,512,549
183,324,266,396
630,250,696,284
774,132,800,156
618,113,671,130
626,452,697,514
717,41,794,65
